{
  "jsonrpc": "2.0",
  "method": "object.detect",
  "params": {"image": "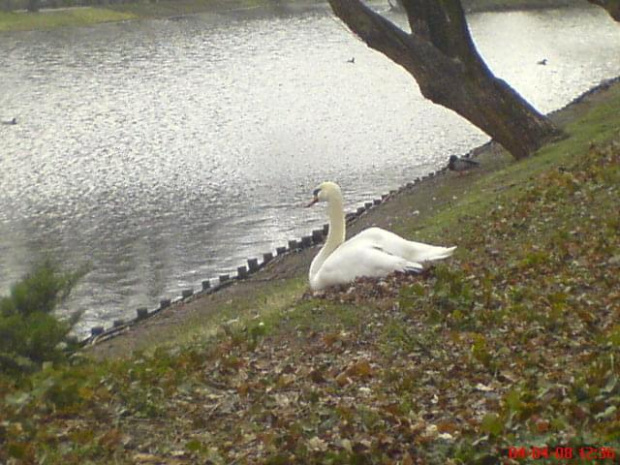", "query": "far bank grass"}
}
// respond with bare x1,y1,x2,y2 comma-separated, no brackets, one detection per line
0,0,585,32
106,0,269,18
0,8,136,31
0,0,316,32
